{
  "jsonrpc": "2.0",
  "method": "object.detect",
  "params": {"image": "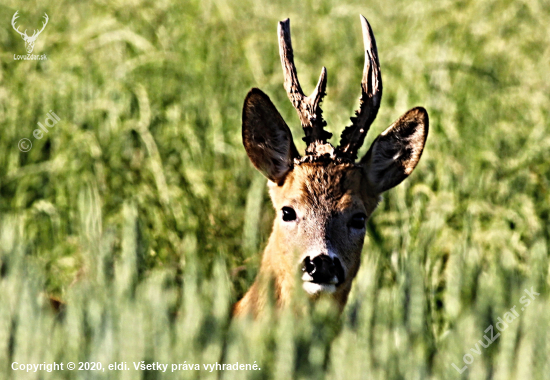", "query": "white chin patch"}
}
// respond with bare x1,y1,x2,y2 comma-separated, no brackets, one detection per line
302,282,336,295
